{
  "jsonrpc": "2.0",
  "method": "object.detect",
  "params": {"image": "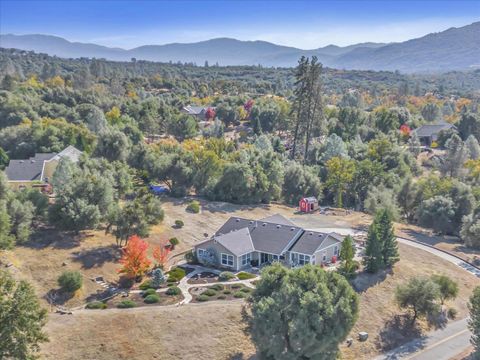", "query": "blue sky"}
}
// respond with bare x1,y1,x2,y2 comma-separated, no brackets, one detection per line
1,1,478,49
